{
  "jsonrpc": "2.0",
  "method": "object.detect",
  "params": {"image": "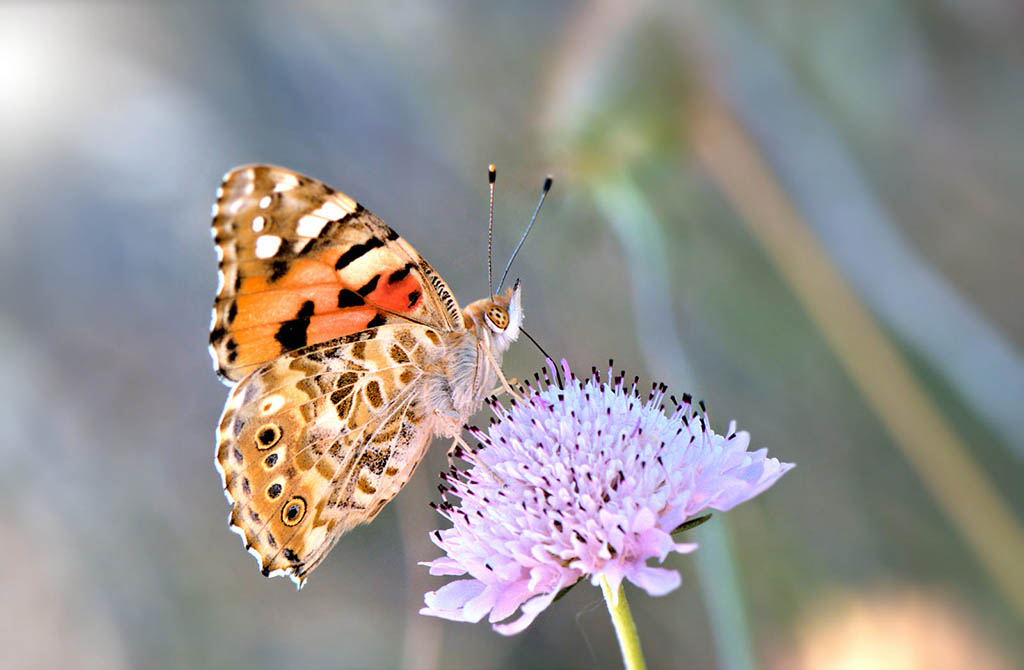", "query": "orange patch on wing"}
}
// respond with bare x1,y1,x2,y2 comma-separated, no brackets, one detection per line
367,273,422,312
231,323,279,347
229,324,285,370
220,246,431,375
241,258,340,292
234,284,342,330
307,310,379,342
227,309,381,373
